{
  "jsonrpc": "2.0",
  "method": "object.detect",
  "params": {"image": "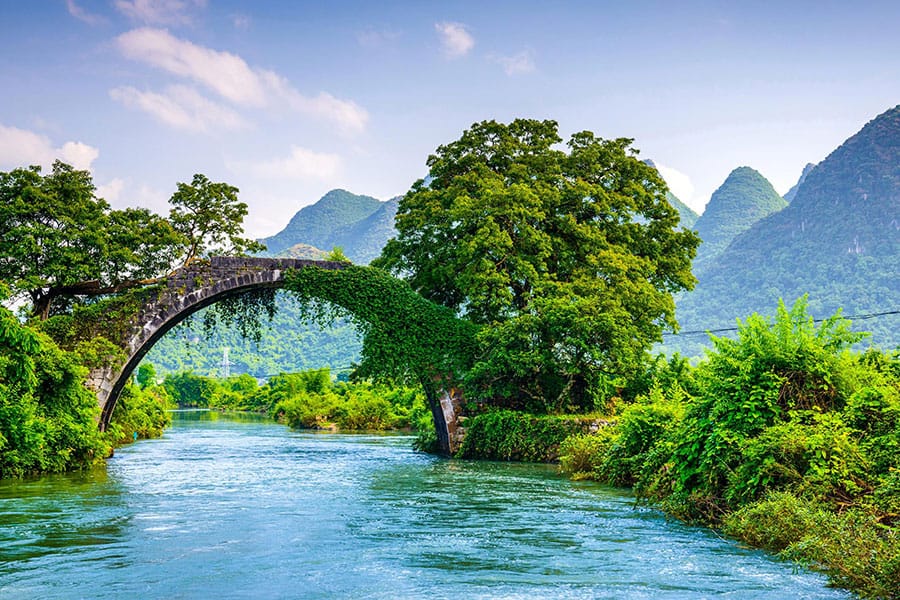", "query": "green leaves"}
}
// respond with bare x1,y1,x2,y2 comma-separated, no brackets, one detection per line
283,265,478,387
0,306,109,478
168,173,265,267
376,118,699,411
0,163,265,319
